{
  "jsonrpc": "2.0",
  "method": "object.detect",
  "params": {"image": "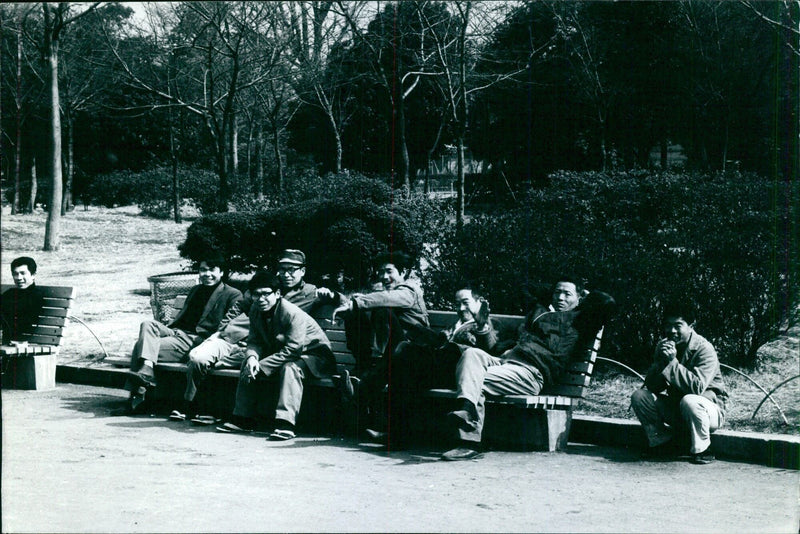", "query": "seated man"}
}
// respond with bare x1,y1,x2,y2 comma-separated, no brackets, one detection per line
443,278,615,461
217,272,335,440
386,286,498,447
120,255,242,414
631,301,727,465
173,249,334,423
1,256,44,345
331,251,429,432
